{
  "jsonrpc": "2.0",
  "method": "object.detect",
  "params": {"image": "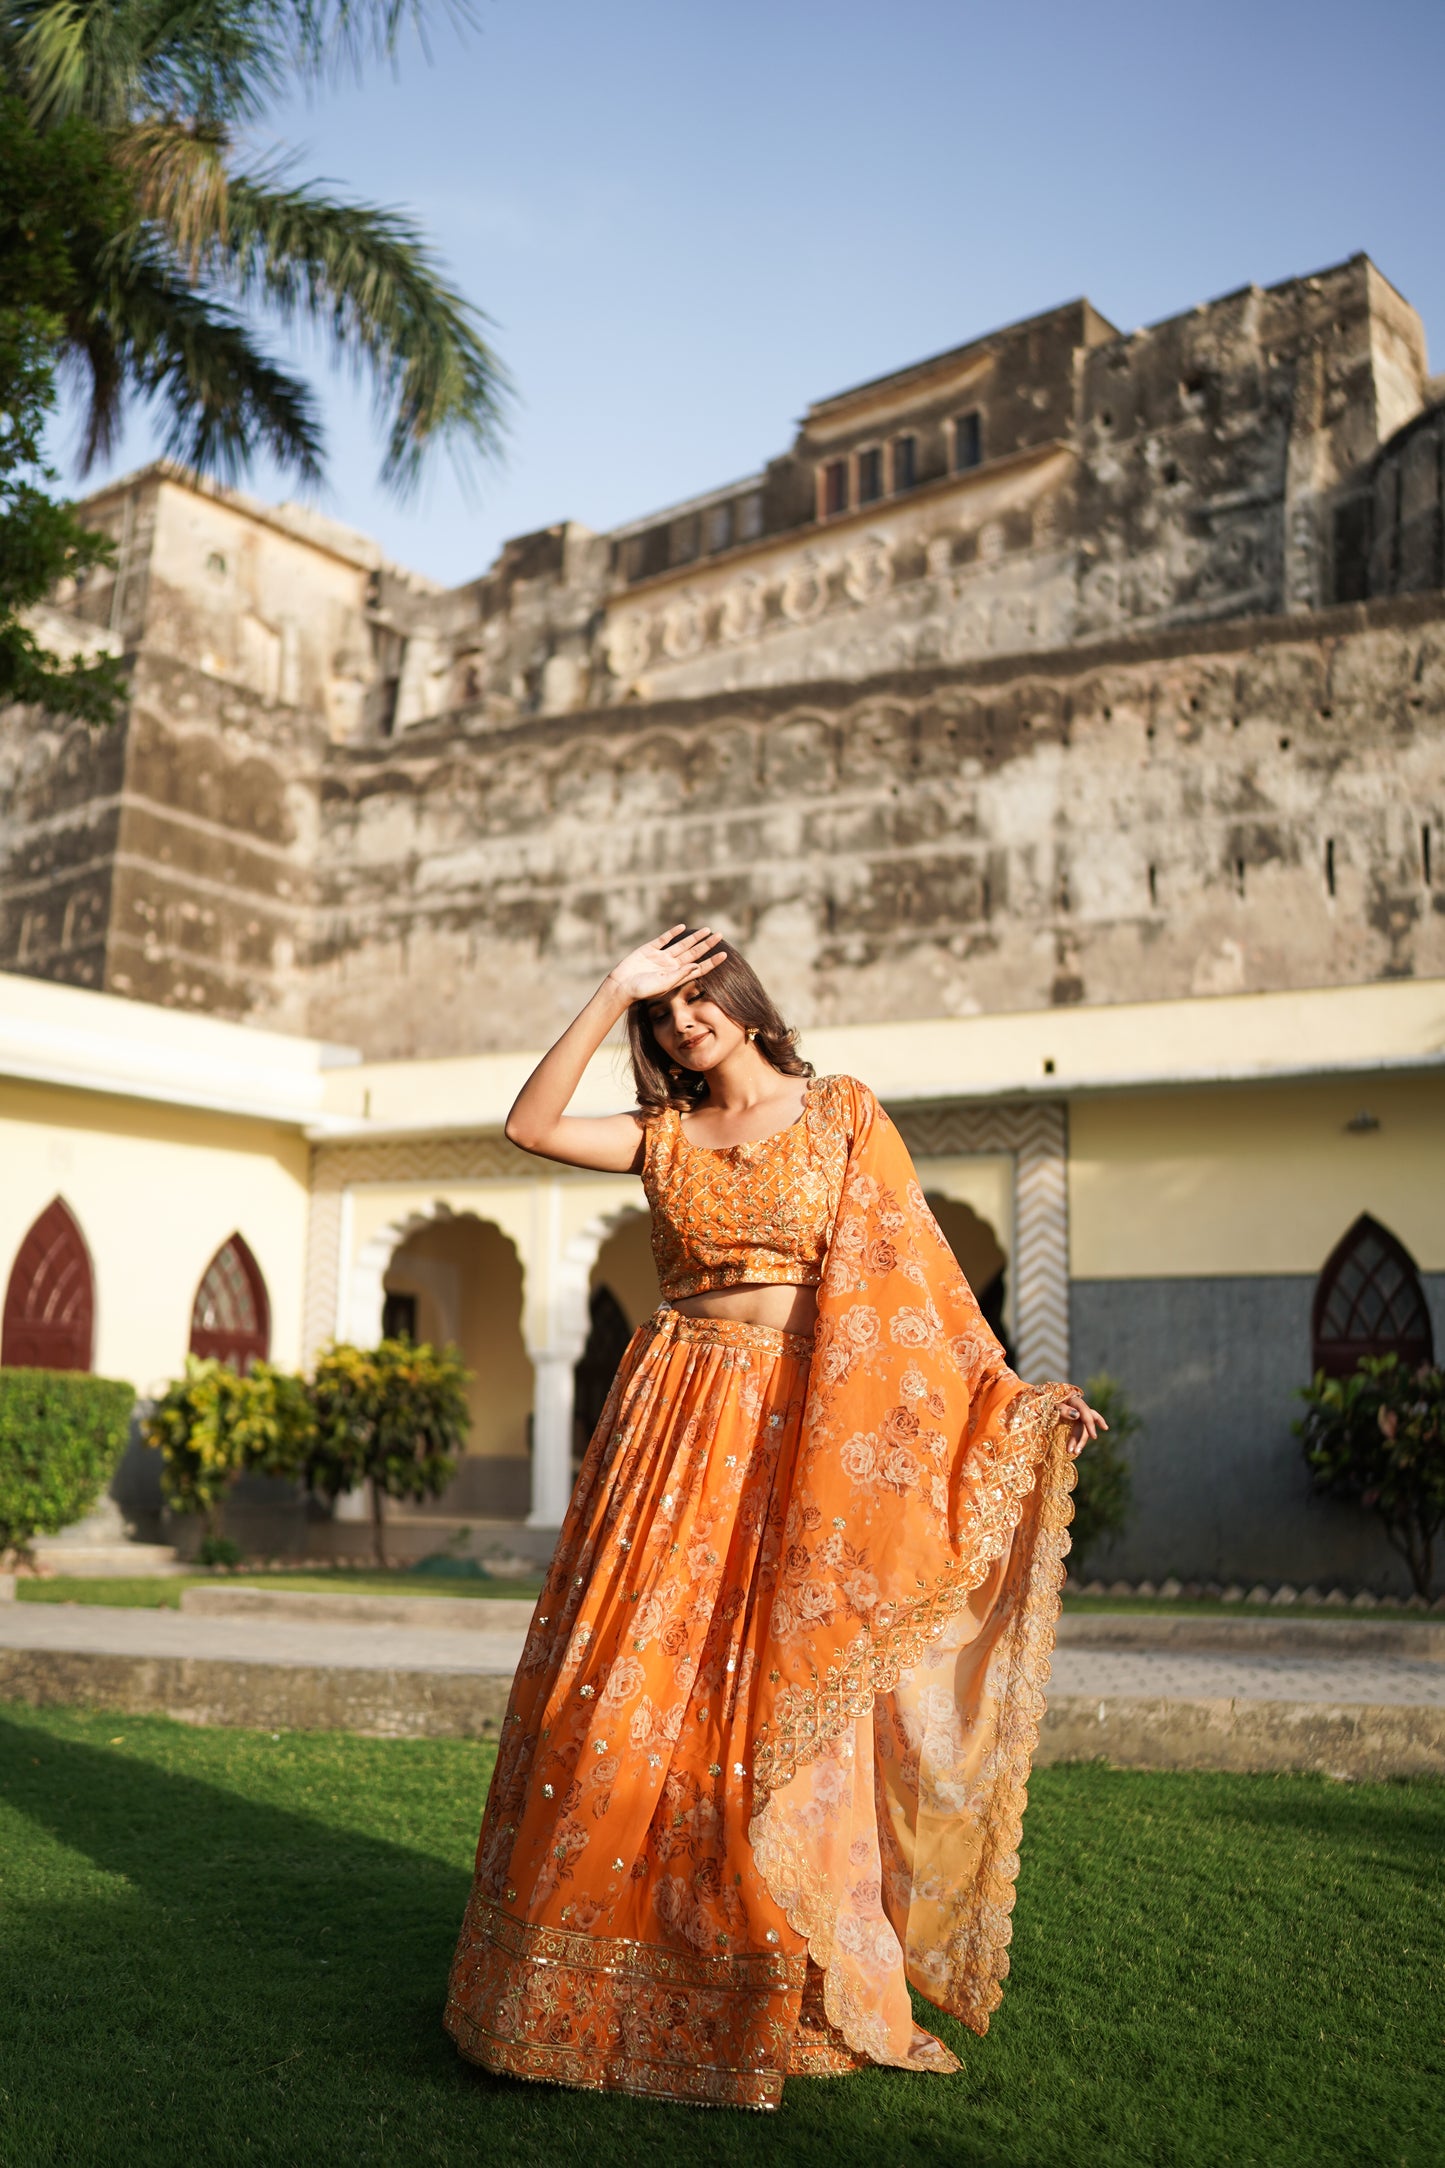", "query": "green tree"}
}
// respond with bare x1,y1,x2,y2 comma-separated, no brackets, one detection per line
305,1338,469,1566
143,1355,316,1559
1069,1371,1138,1576
0,305,126,722
1296,1357,1445,1599
0,1,508,493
